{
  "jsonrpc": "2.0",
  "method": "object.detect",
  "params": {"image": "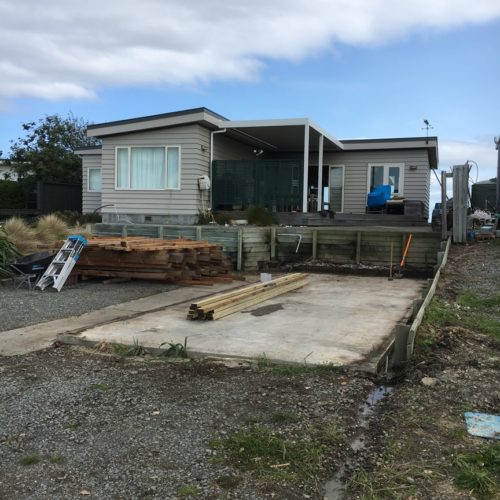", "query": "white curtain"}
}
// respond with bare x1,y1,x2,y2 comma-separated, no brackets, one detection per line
131,147,165,189
166,147,180,188
117,148,129,188
88,168,101,191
